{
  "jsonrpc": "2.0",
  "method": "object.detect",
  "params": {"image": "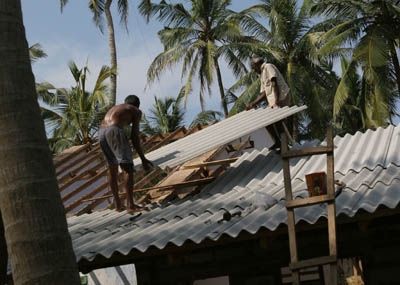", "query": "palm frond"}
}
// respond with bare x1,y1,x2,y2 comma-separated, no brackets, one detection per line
29,43,47,63
189,110,223,128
